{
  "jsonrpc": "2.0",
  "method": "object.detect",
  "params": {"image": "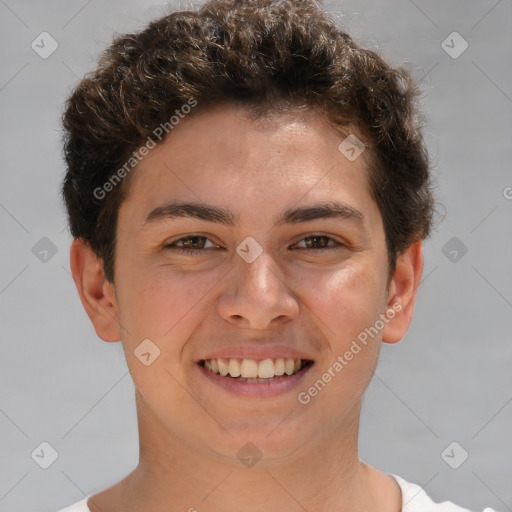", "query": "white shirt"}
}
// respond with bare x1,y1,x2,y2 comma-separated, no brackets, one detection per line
55,474,498,511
